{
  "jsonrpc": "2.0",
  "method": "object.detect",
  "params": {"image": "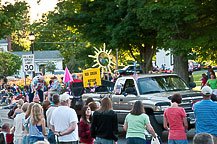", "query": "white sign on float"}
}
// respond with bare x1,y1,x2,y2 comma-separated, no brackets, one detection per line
22,54,35,72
